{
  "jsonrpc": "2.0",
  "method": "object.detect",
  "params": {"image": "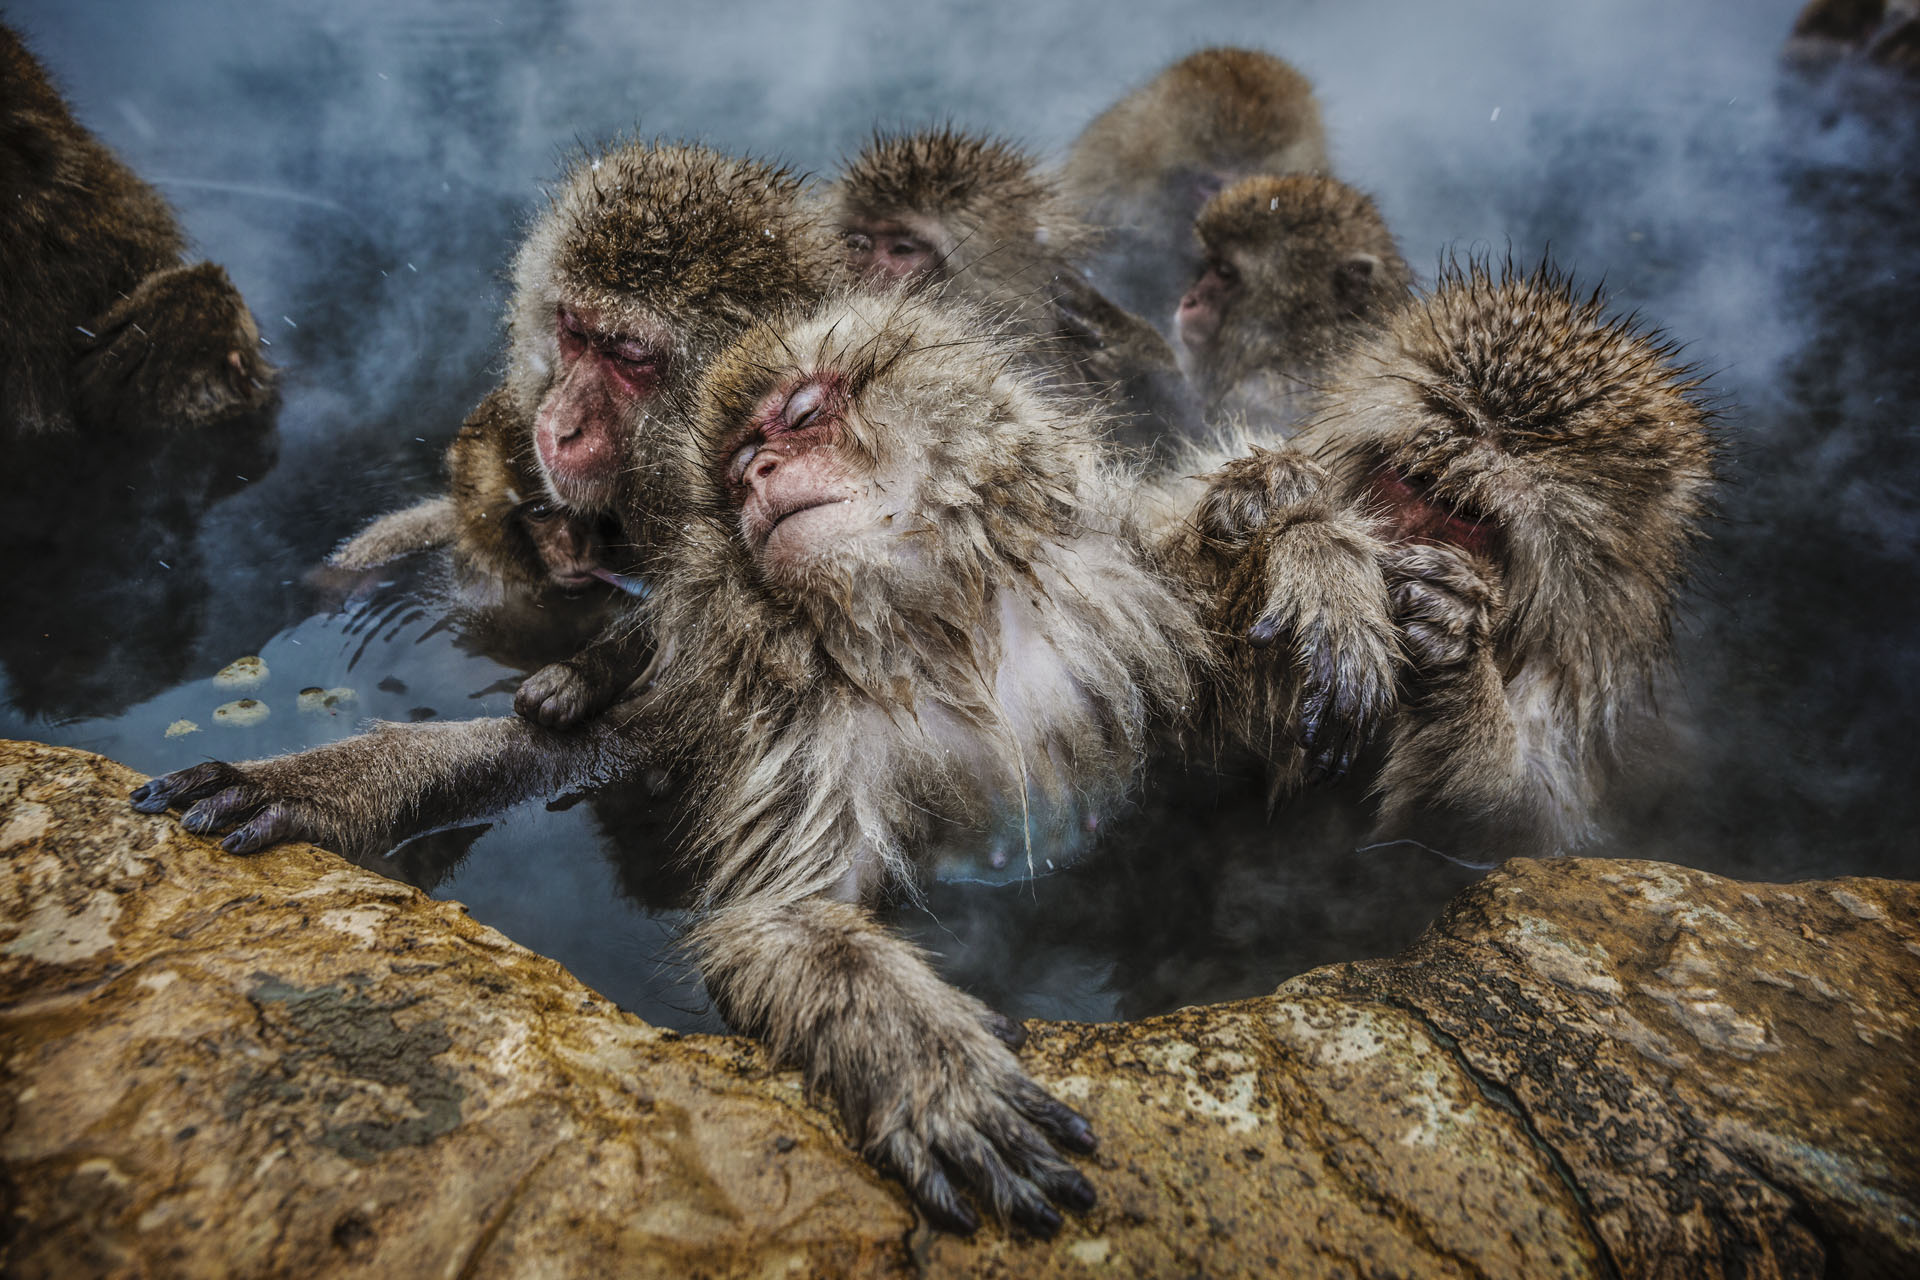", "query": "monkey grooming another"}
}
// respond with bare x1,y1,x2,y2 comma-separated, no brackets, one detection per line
133,294,1211,1235
1062,47,1332,334
1175,174,1414,427
828,126,1200,452
1,24,275,436
1220,259,1716,853
329,140,840,720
